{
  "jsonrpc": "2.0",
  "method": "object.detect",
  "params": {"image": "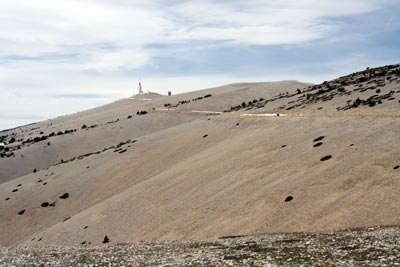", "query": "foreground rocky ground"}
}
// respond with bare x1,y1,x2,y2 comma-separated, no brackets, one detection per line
0,226,399,267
